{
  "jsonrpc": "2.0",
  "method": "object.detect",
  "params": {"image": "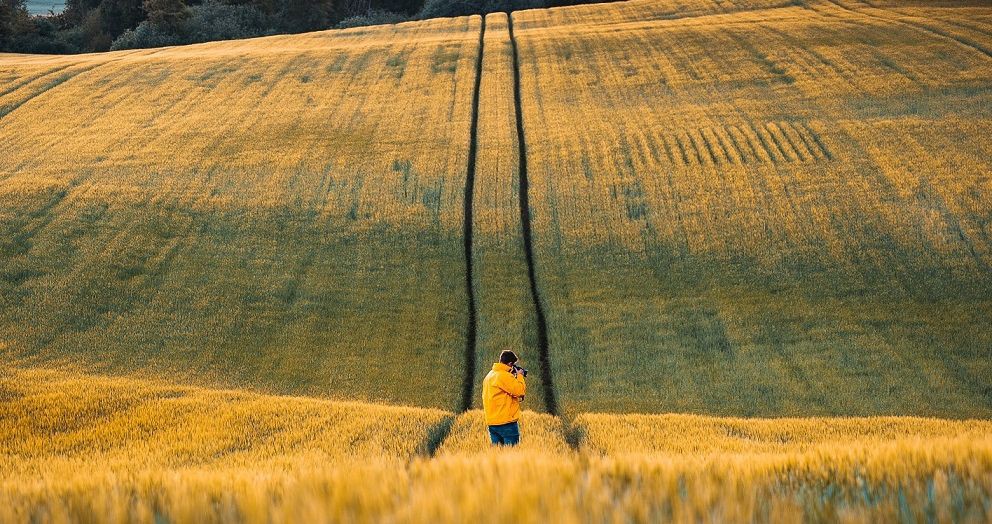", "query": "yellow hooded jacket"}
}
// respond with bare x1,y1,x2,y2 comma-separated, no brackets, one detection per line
482,362,527,426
